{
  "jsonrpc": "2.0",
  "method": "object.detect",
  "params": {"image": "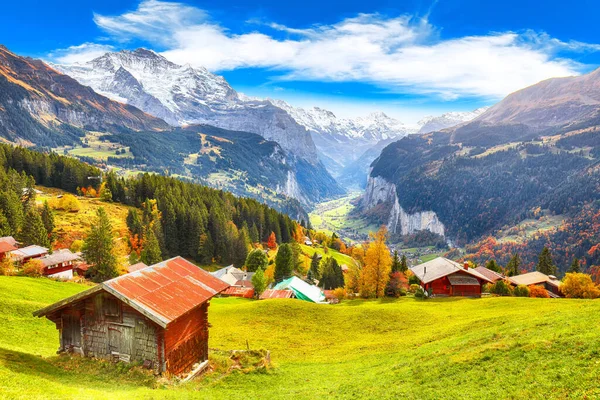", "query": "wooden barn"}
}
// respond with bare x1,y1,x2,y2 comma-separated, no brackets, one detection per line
33,256,229,376
410,257,492,297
